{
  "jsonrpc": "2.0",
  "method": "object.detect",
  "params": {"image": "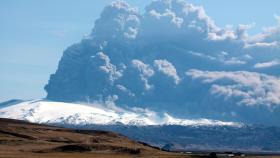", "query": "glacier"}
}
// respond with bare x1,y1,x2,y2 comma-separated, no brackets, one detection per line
0,100,241,127
2,100,280,152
